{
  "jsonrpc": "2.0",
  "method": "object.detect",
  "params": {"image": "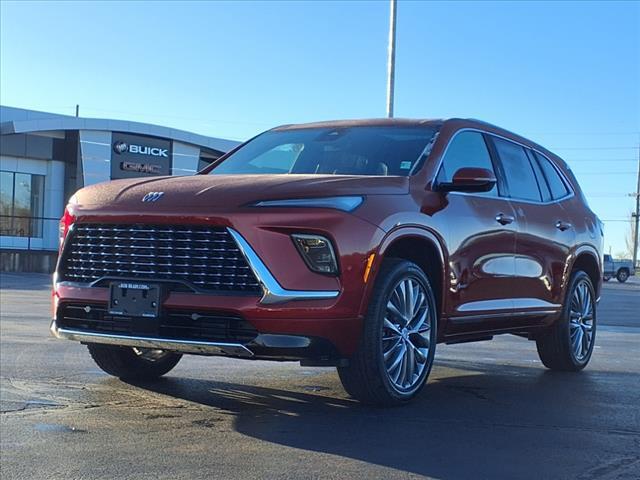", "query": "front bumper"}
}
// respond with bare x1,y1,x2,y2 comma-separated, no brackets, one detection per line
50,319,342,362
53,212,382,357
